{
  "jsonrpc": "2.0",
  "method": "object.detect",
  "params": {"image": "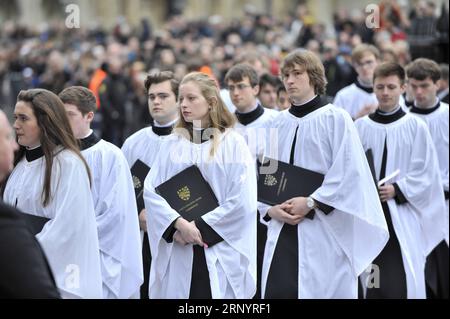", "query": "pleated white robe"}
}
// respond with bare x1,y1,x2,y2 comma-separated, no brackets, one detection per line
409,102,449,244
334,83,378,119
3,149,103,298
261,105,389,299
234,107,279,160
234,107,280,222
82,139,143,298
144,130,257,299
355,113,447,298
334,83,407,119
122,127,173,172
122,126,175,298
